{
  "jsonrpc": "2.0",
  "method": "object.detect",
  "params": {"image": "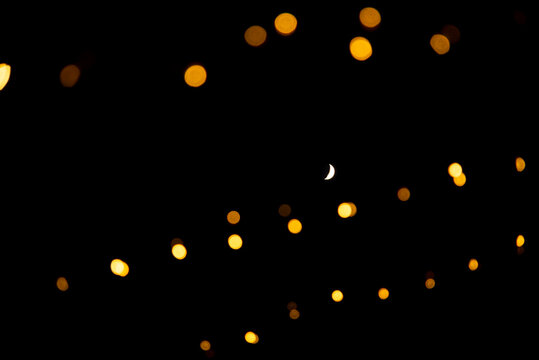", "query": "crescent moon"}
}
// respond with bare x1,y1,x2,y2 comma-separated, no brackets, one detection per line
324,164,335,180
